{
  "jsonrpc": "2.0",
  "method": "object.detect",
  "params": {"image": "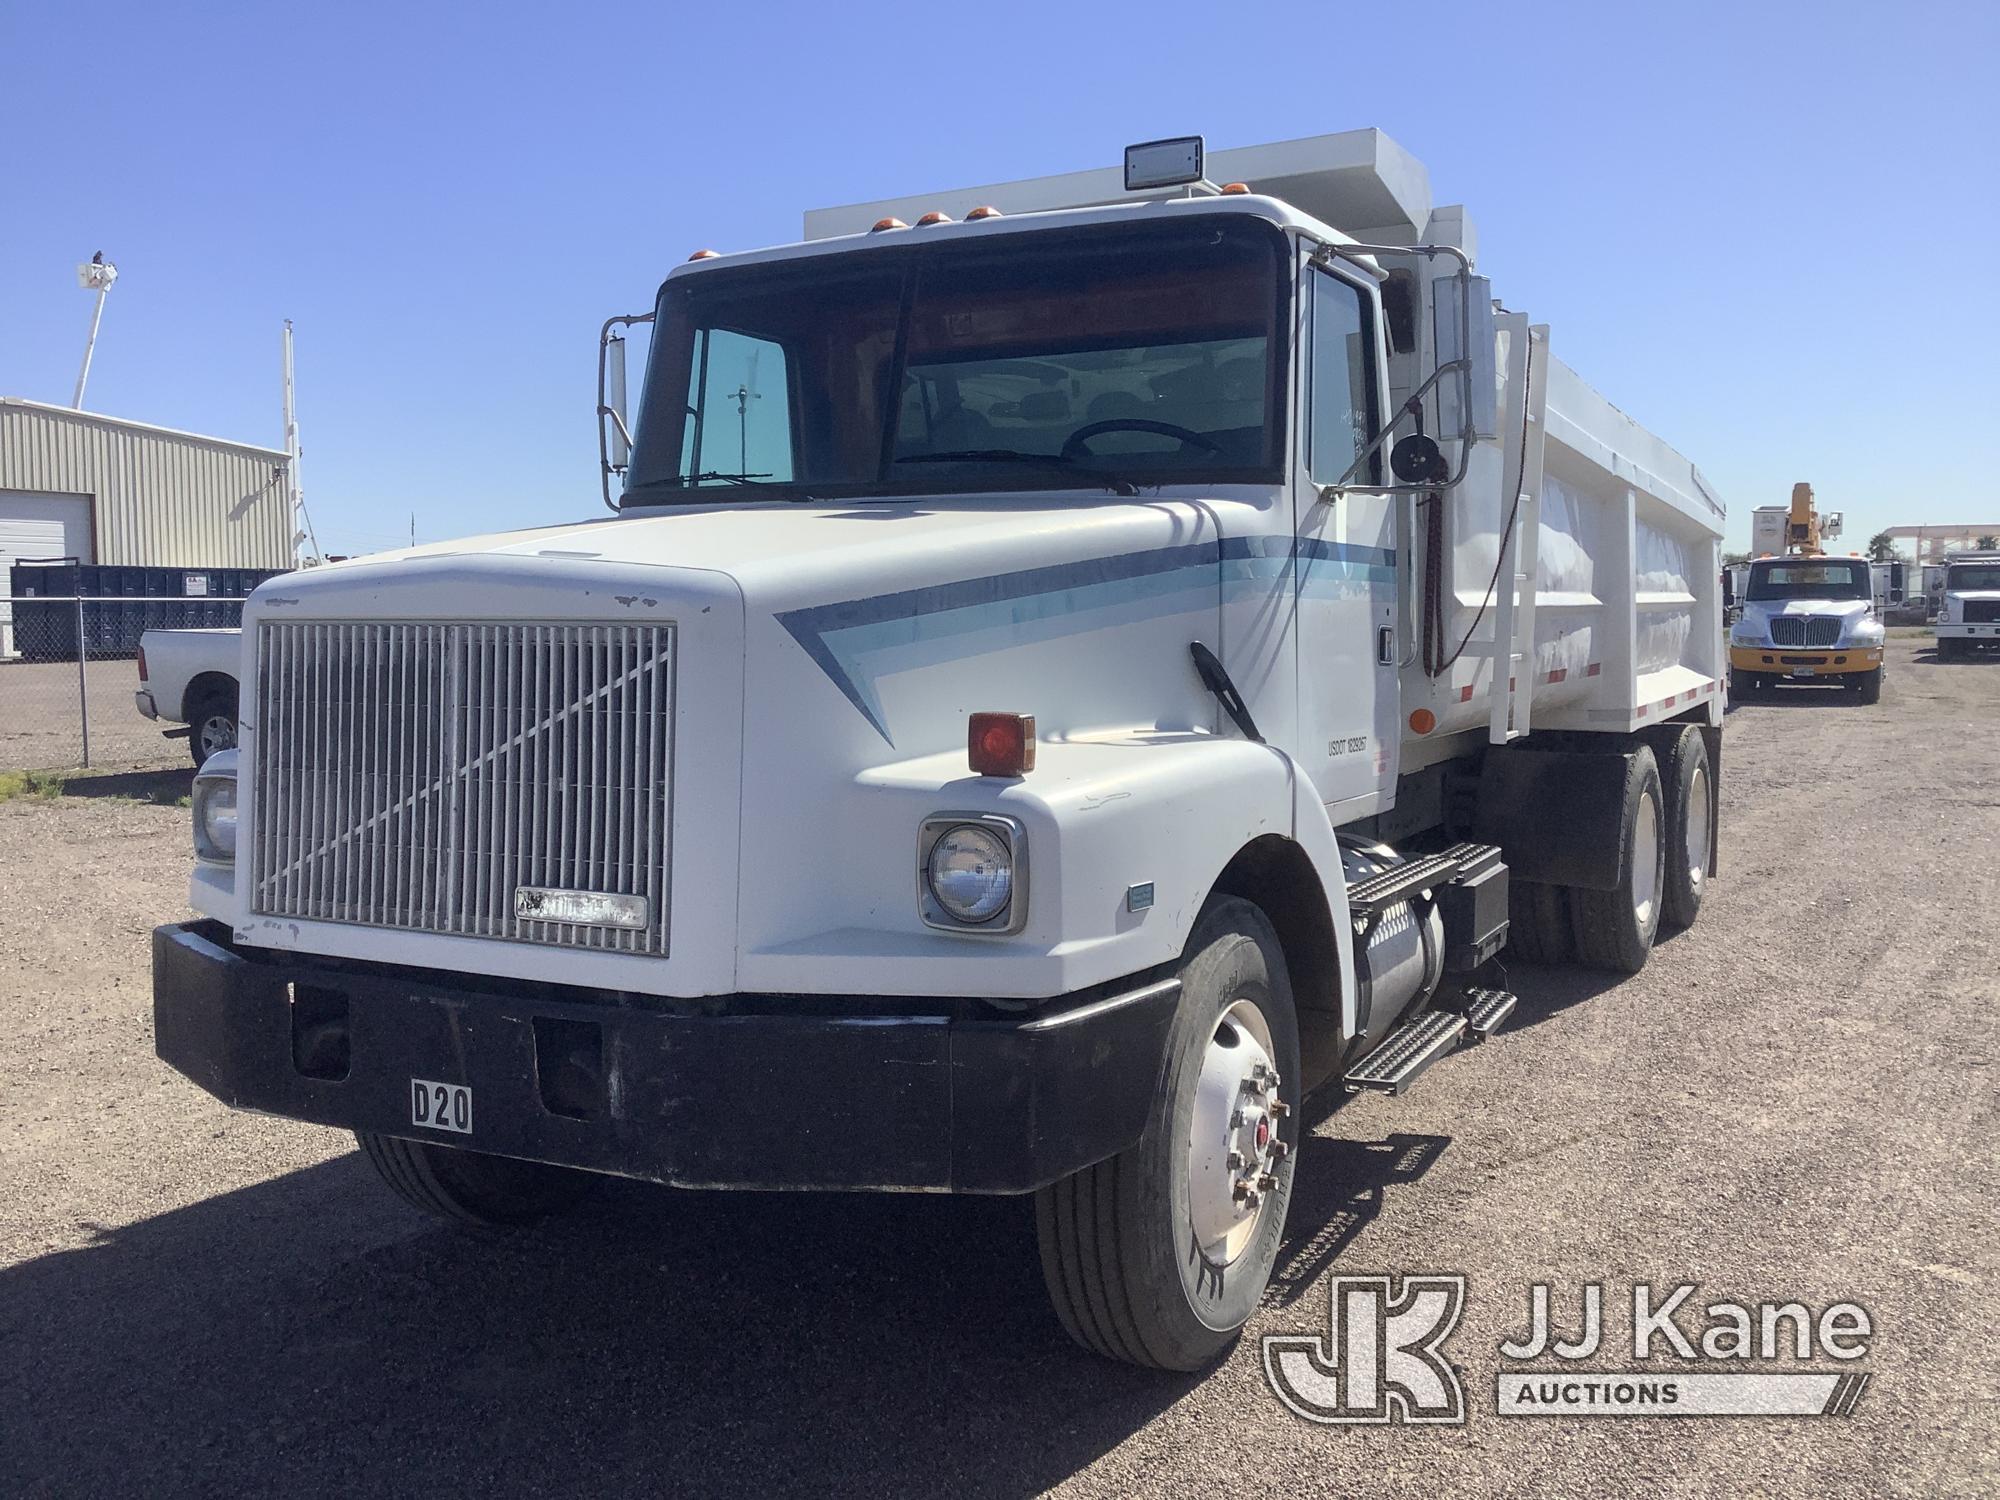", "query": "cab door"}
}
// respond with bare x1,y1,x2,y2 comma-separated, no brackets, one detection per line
1292,254,1400,818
